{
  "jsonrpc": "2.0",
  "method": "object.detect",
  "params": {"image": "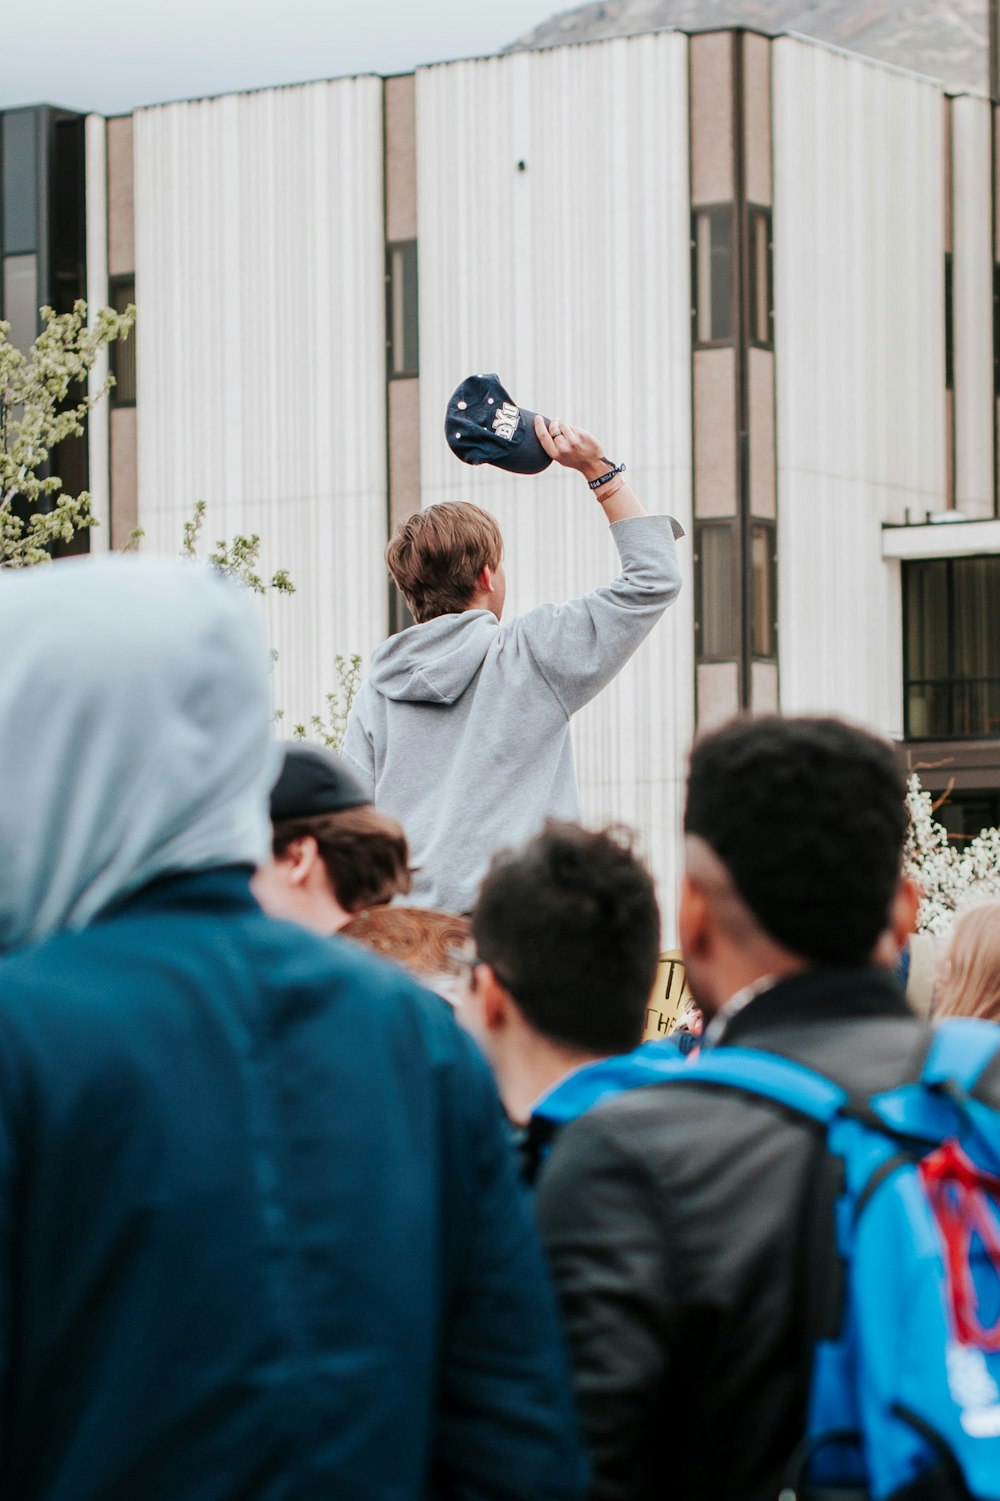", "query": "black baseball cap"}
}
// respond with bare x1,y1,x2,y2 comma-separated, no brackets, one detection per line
270,742,370,822
445,374,552,475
